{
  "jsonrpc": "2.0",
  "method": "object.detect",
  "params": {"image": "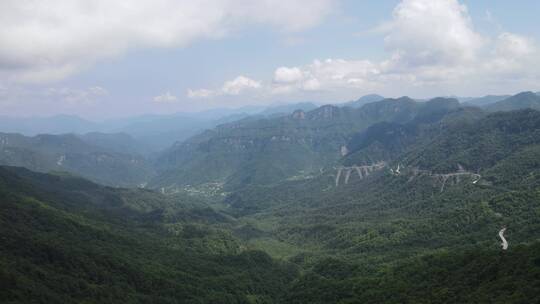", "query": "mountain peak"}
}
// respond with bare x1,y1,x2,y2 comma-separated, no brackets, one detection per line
343,94,385,108
307,104,342,120
395,96,415,102
514,91,537,98
261,102,317,116
486,91,540,112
